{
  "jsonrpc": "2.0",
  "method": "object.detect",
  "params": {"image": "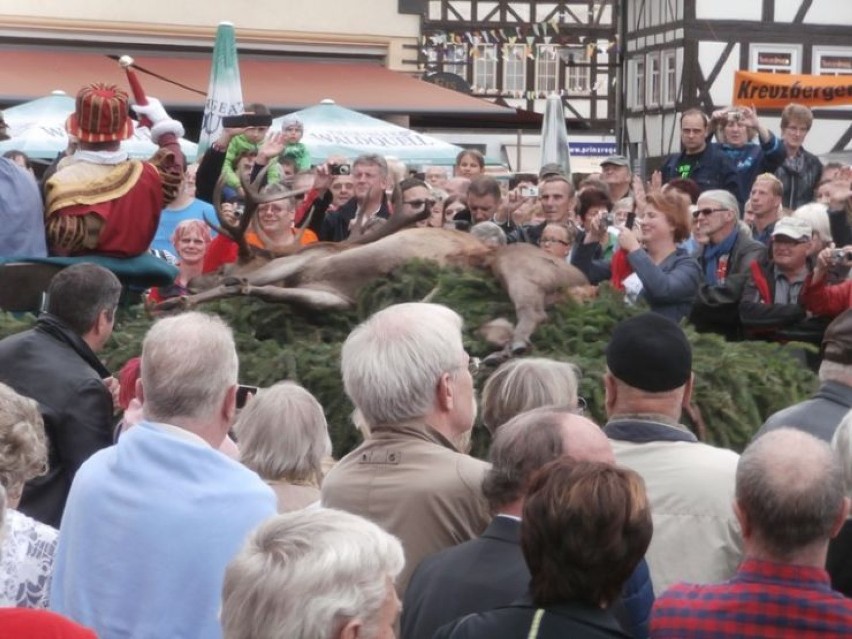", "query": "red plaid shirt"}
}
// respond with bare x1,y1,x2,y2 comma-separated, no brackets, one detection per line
652,558,852,638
